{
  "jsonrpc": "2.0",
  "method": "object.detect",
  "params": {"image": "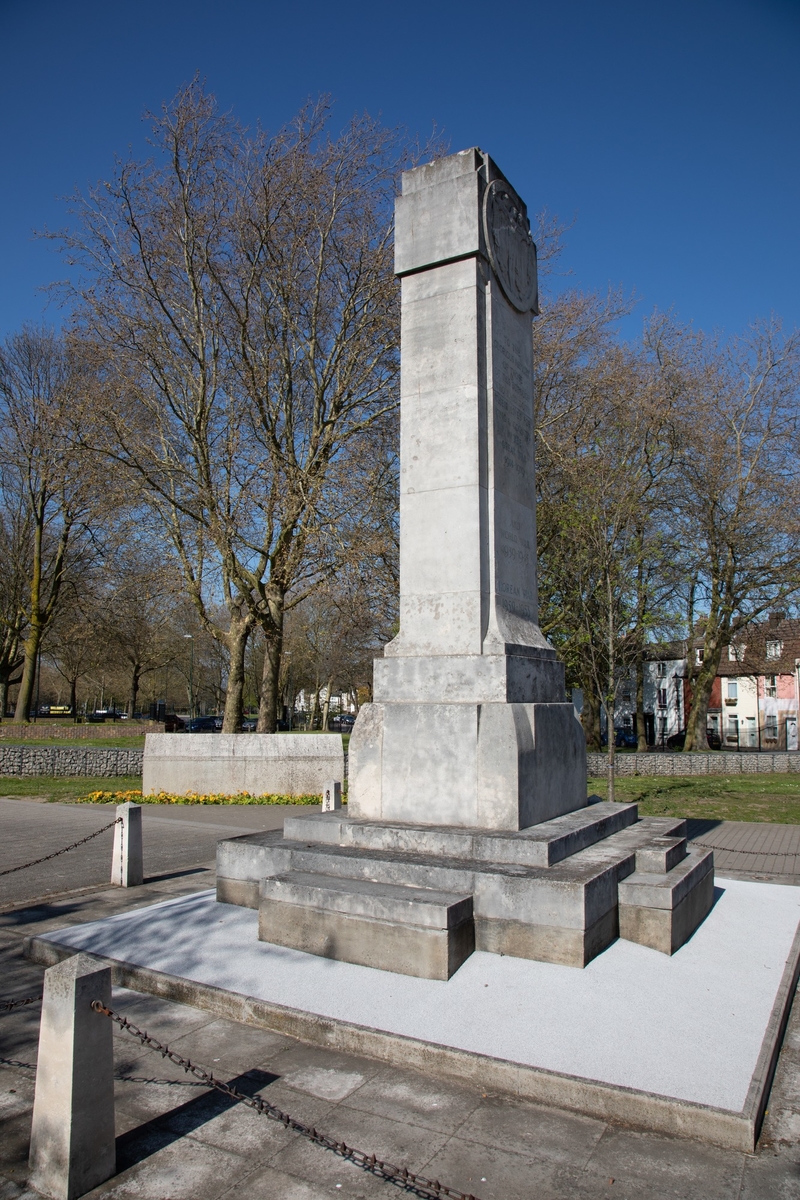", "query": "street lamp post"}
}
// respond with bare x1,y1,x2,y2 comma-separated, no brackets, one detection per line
184,635,194,720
